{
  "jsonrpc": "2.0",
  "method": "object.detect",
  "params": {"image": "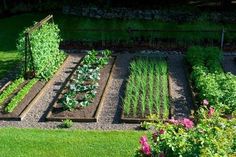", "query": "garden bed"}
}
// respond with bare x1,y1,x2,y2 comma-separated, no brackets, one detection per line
121,56,170,123
0,80,45,120
0,55,69,121
46,55,116,122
